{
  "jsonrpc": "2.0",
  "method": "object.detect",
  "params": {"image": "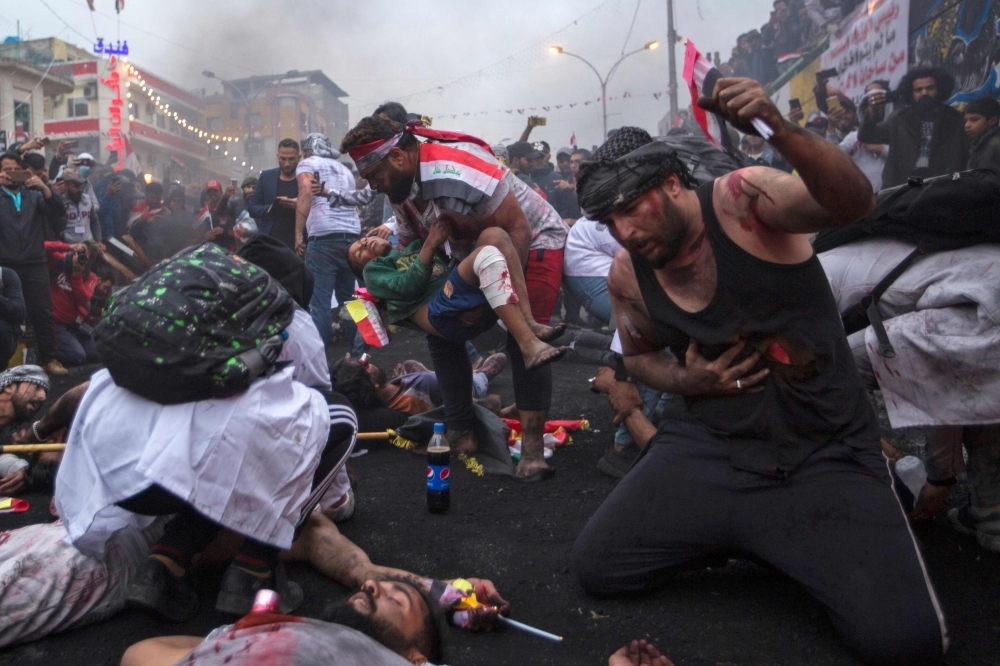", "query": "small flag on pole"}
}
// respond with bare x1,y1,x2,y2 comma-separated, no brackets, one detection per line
346,289,389,347
569,132,576,146
682,39,737,154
